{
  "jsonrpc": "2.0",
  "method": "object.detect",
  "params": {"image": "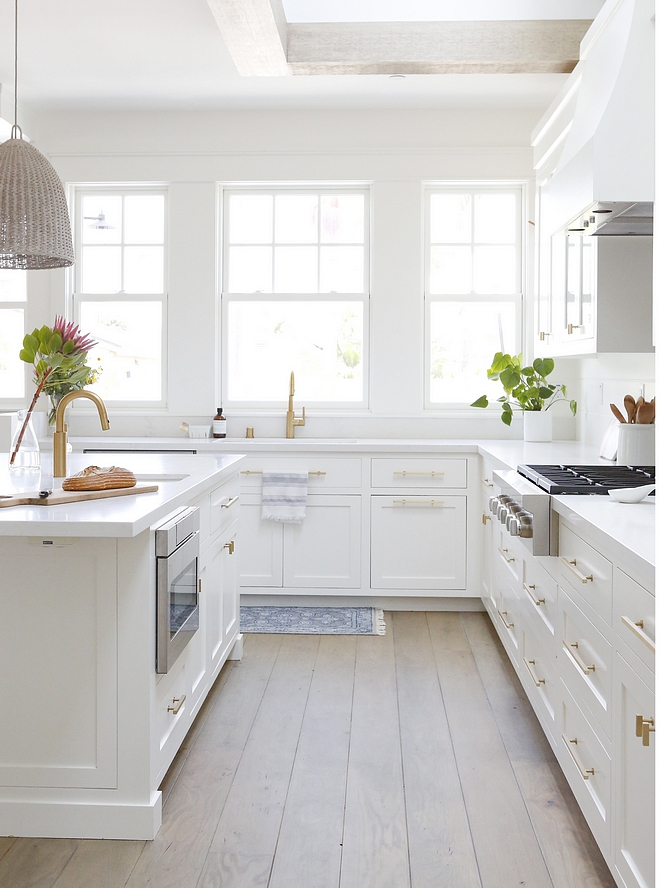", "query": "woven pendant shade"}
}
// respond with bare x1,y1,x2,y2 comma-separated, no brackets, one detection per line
0,131,74,269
